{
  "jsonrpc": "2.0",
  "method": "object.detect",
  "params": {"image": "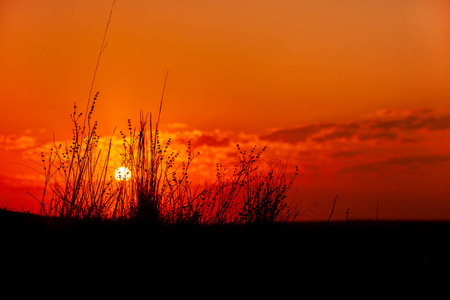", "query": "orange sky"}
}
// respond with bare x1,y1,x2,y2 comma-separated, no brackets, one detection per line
1,0,450,220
